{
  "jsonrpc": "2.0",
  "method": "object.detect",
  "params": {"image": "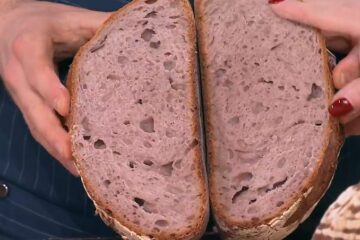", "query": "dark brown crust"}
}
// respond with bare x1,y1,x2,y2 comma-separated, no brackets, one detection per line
67,0,209,239
195,0,344,237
